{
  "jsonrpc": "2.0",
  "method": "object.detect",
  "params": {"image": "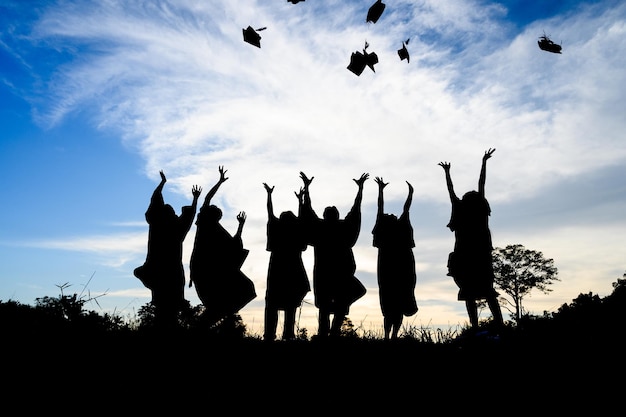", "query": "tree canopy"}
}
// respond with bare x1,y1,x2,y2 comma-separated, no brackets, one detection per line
492,244,559,323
